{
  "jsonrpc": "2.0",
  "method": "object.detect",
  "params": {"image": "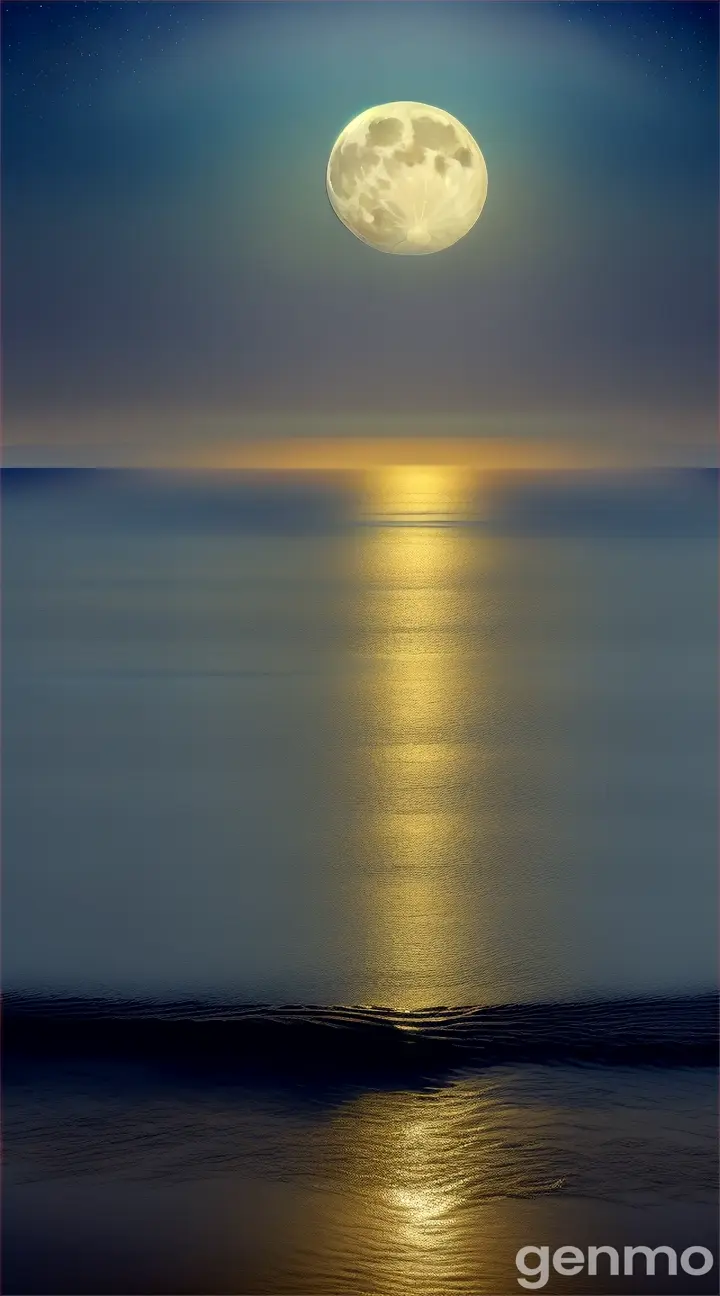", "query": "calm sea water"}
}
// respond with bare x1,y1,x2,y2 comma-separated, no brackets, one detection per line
3,467,717,1294
3,468,717,1004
